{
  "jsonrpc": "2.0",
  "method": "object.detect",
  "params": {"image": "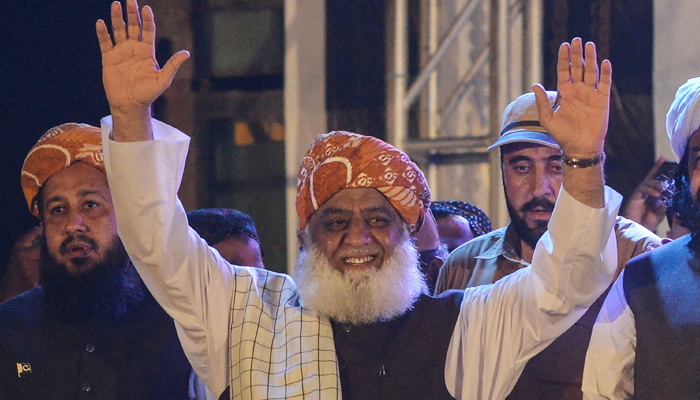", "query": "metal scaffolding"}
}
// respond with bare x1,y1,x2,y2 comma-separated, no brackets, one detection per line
388,0,543,227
